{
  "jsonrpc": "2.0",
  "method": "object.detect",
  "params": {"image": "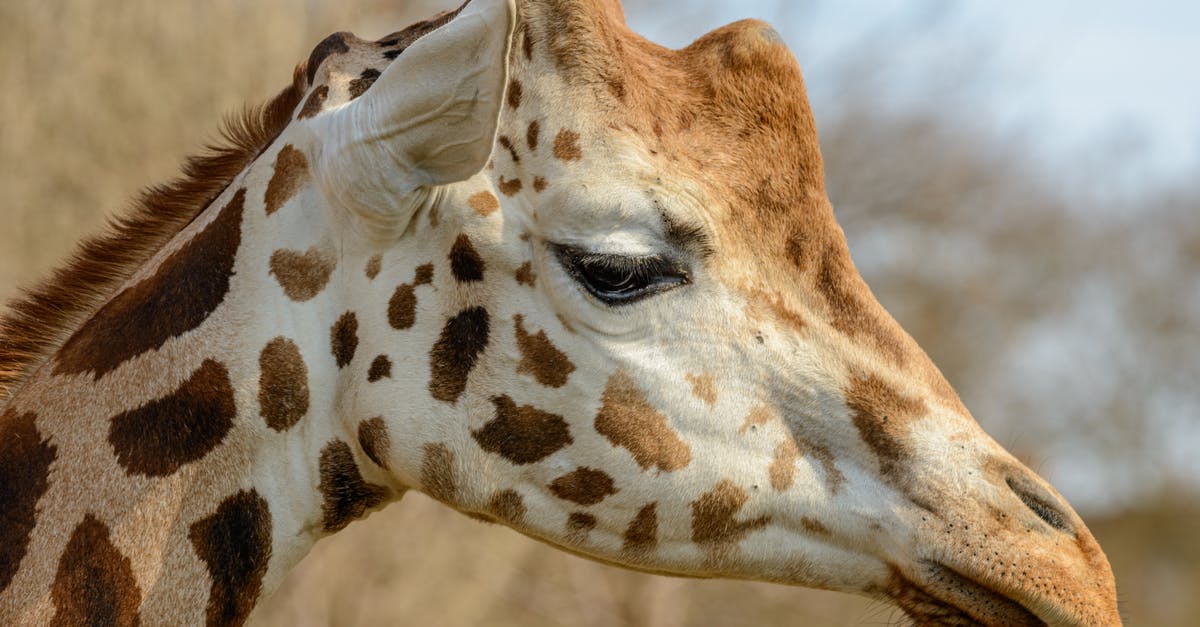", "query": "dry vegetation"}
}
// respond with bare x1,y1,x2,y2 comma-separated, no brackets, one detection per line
2,1,1197,625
